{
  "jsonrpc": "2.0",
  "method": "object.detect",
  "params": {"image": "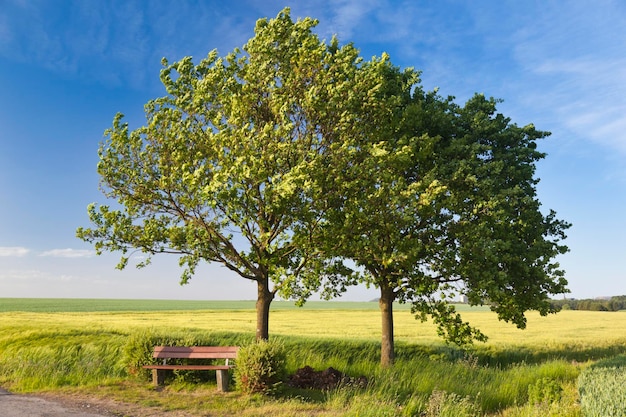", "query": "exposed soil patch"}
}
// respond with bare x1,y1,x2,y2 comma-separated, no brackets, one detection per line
287,366,368,390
